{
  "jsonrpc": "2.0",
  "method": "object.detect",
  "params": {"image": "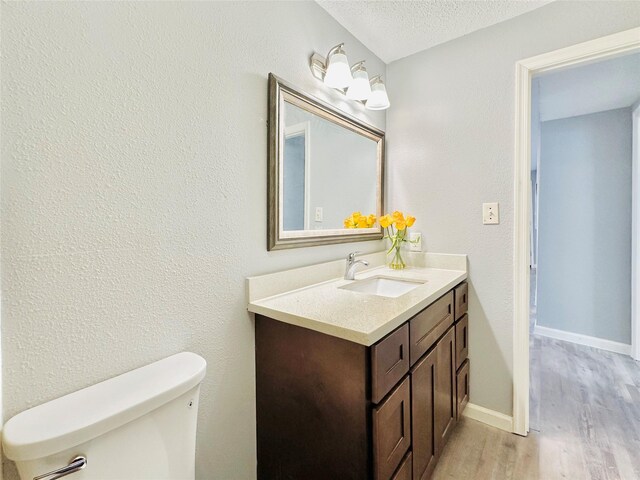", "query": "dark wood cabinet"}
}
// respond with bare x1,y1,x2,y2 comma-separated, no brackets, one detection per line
453,283,470,421
434,327,456,450
454,282,468,320
373,377,411,480
255,316,371,480
456,359,470,420
255,281,469,480
409,292,453,365
411,326,457,480
411,348,437,480
372,324,410,404
391,452,413,480
455,314,468,370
